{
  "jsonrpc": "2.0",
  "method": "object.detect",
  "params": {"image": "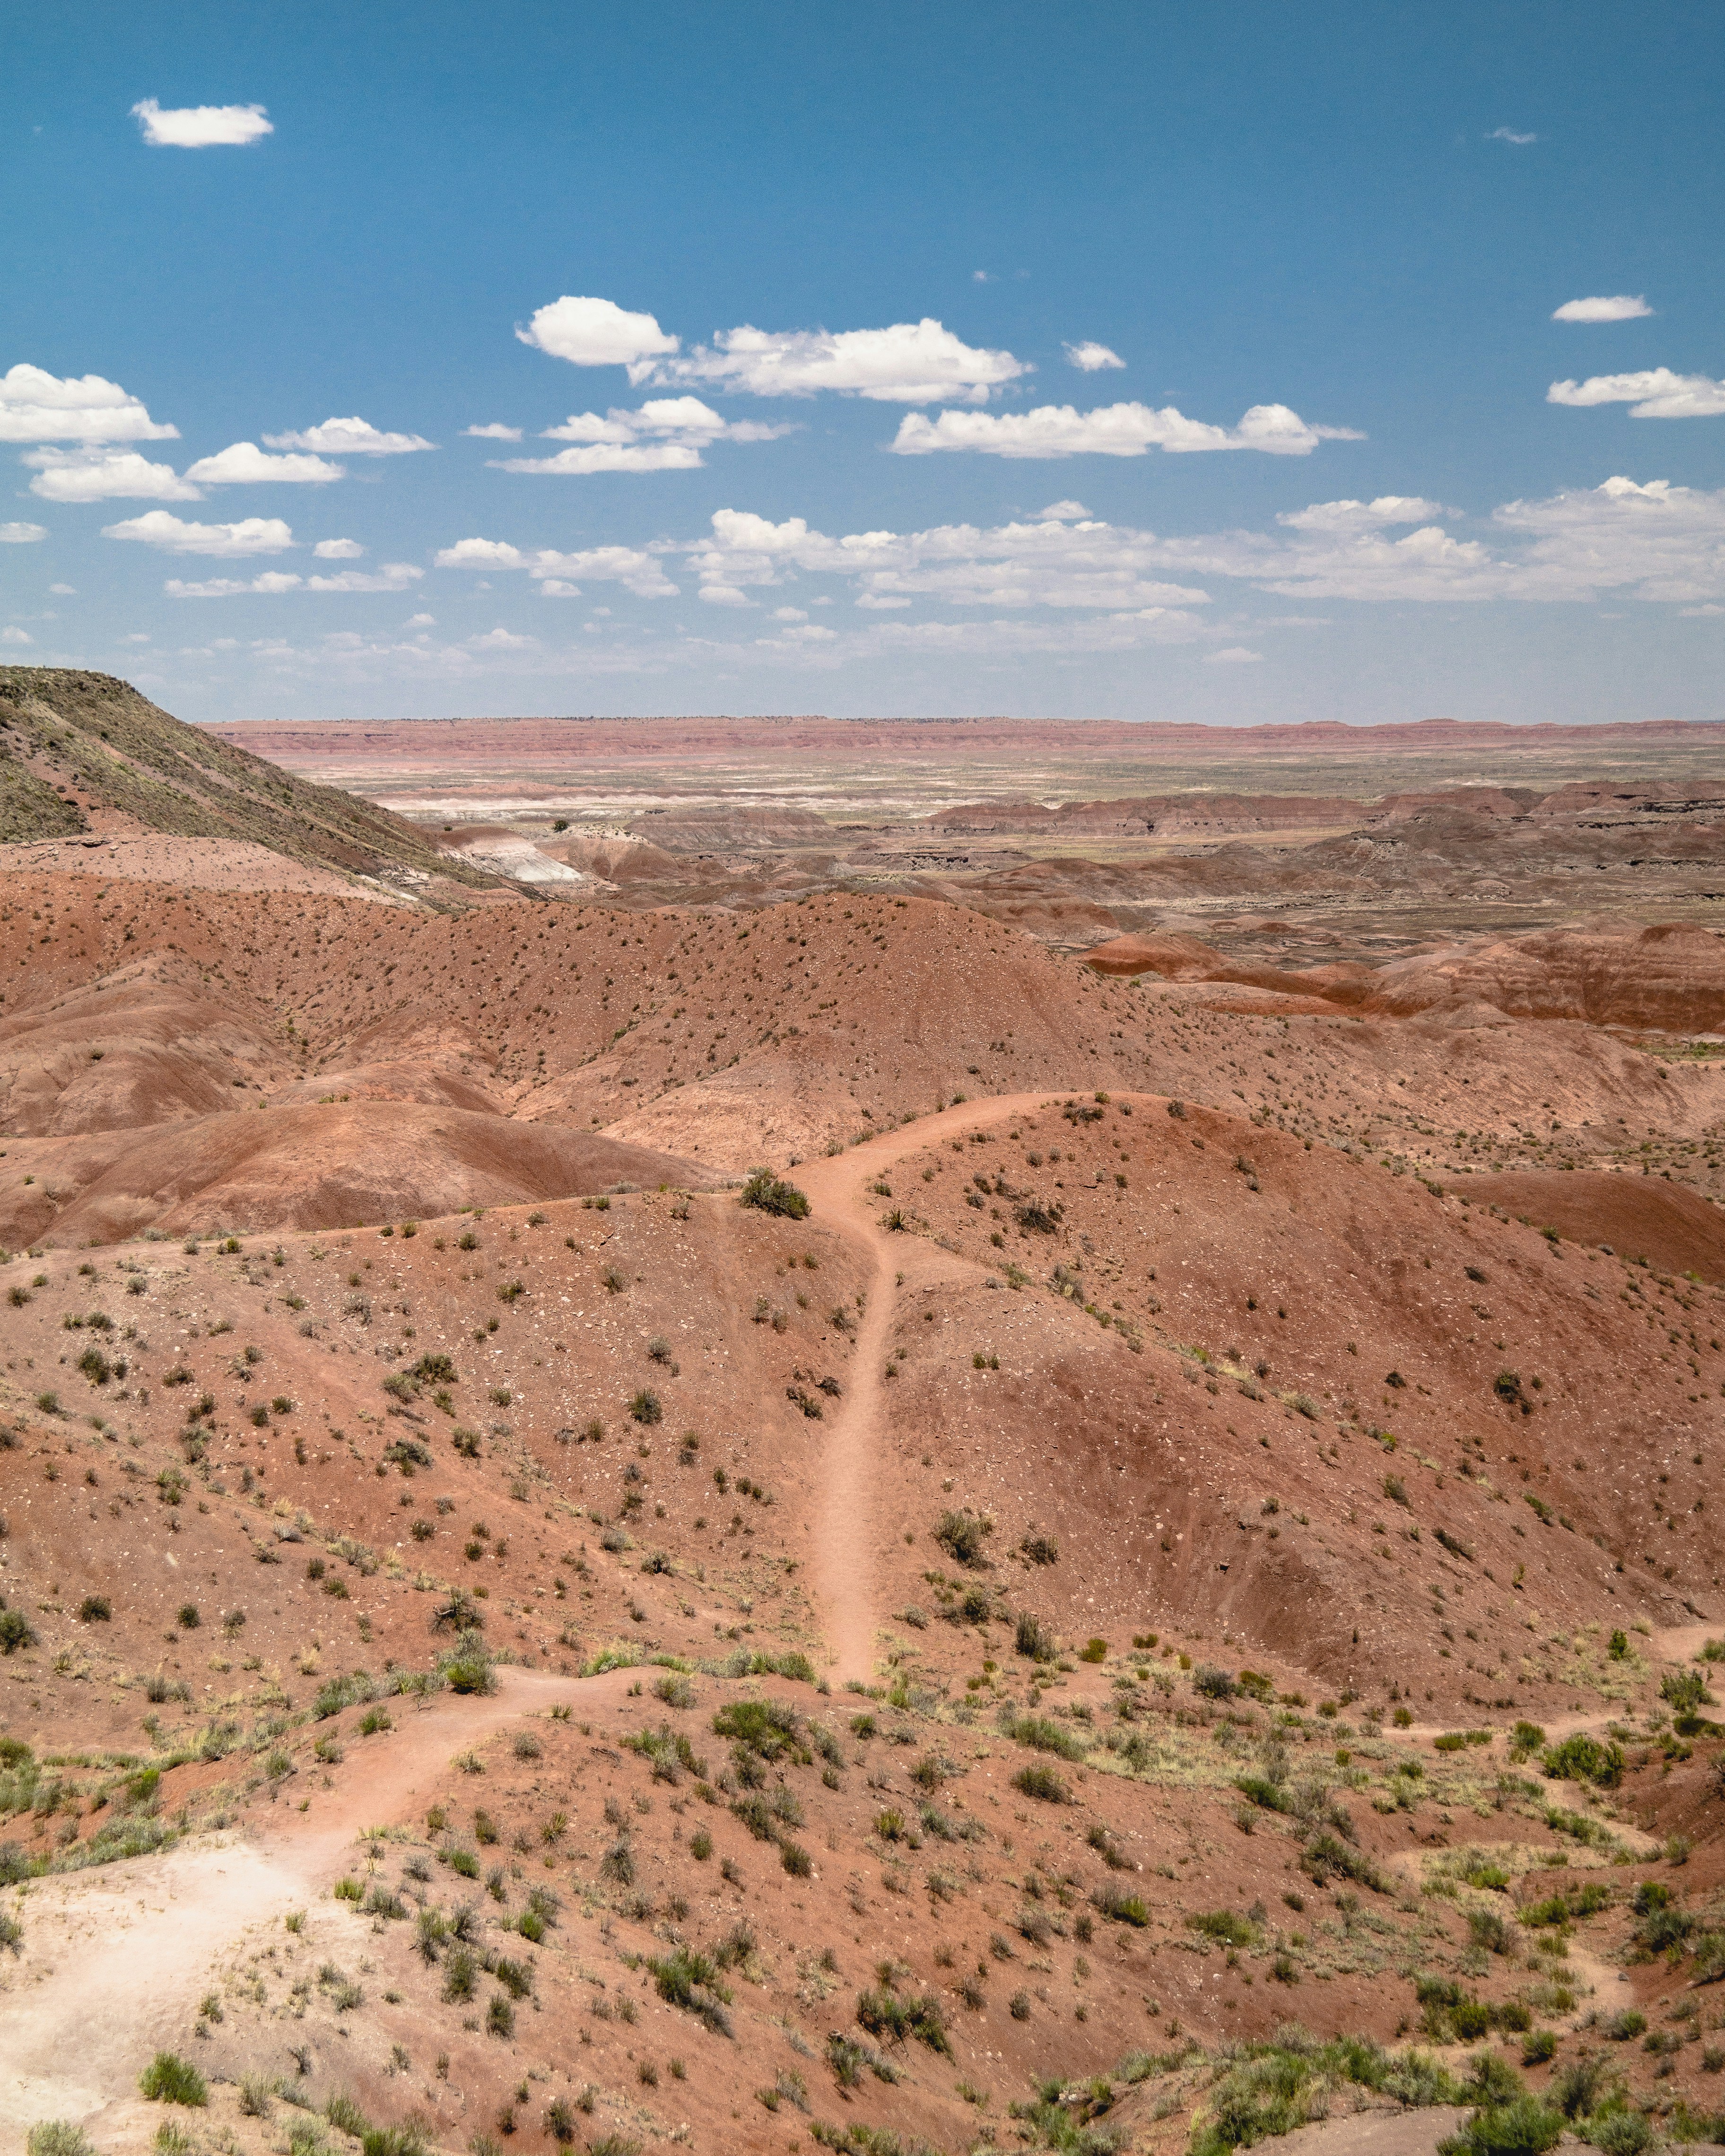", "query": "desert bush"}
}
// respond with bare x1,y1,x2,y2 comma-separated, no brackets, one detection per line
1542,1735,1624,1788
648,1946,734,2035
1002,1713,1087,1760
1438,2097,1563,2156
27,2128,94,2156
1091,1879,1150,1926
856,1983,951,2055
139,2053,208,2106
740,1169,809,1219
1012,1763,1070,1803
